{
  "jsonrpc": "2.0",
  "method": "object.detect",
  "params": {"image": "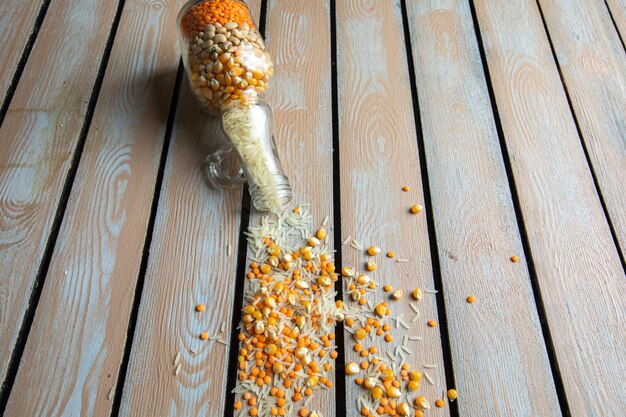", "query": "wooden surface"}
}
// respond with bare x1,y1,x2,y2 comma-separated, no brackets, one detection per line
119,1,260,415
0,0,47,109
238,1,335,416
336,1,449,415
606,0,626,41
538,0,626,258
405,1,561,415
473,0,626,415
3,0,183,415
0,0,120,390
1,0,625,416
